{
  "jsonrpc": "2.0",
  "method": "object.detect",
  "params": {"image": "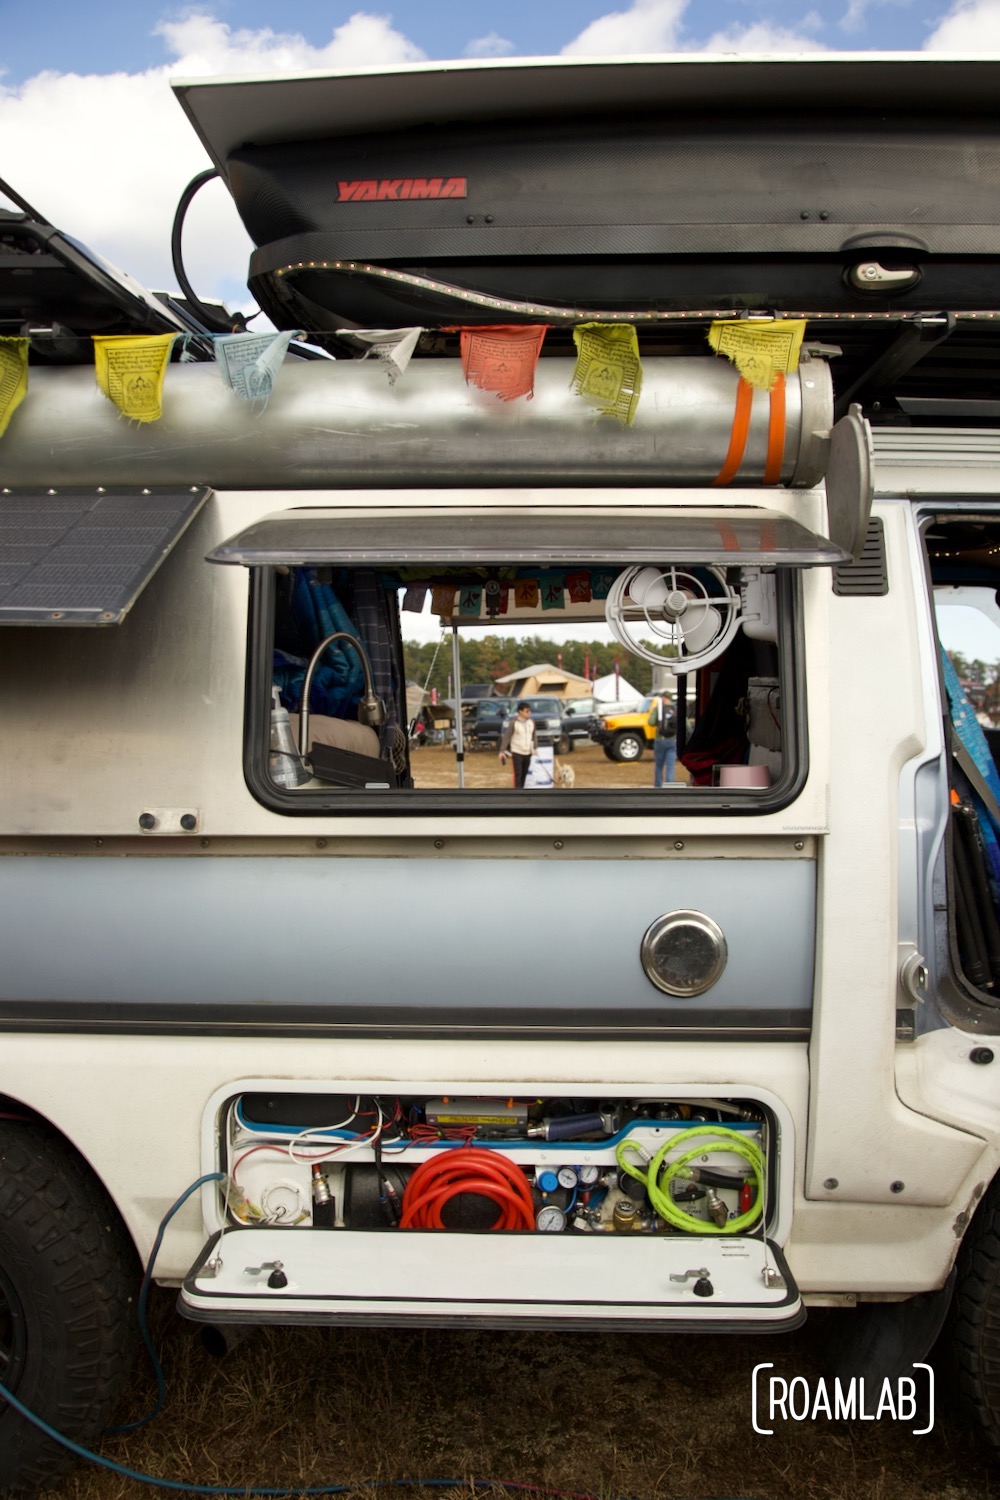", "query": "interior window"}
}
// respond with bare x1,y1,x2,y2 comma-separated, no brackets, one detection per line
249,549,799,814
